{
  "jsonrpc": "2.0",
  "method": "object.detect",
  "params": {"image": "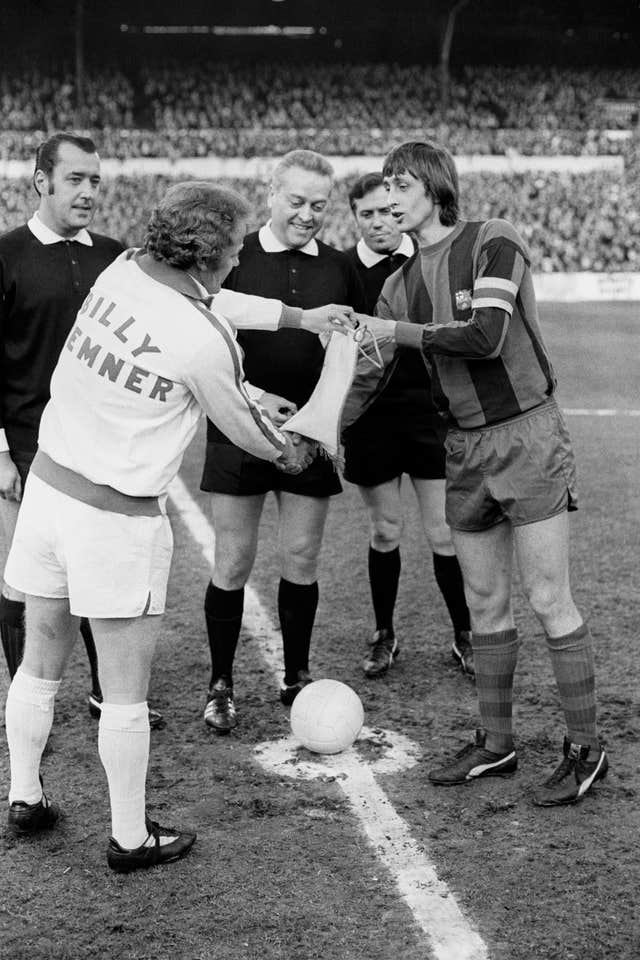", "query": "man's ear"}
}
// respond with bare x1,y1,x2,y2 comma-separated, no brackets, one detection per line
33,168,48,197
